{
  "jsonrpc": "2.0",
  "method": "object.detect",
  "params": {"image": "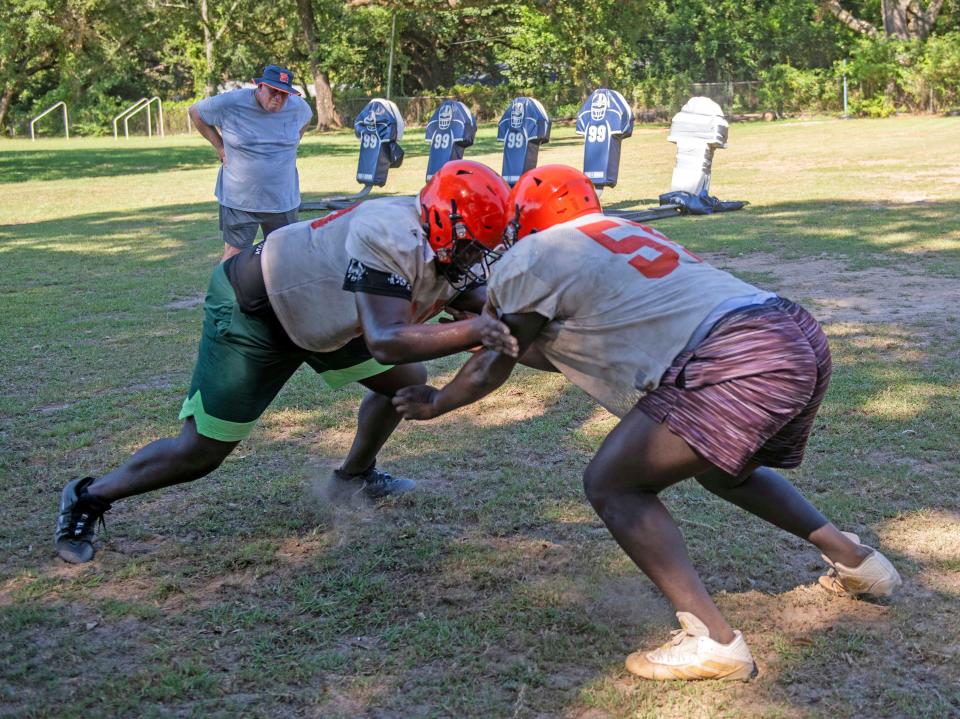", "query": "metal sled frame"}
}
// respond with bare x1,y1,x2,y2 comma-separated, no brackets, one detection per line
299,184,373,213
604,204,683,223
